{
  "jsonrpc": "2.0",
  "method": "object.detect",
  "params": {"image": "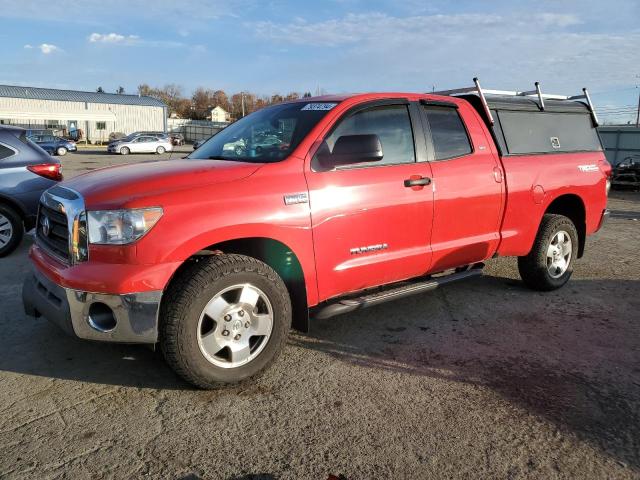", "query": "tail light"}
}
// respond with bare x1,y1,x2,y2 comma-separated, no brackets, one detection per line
598,159,612,197
27,163,63,181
